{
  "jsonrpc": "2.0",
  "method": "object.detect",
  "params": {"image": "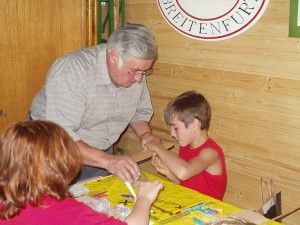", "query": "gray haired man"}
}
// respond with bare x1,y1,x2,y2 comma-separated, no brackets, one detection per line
30,23,157,182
